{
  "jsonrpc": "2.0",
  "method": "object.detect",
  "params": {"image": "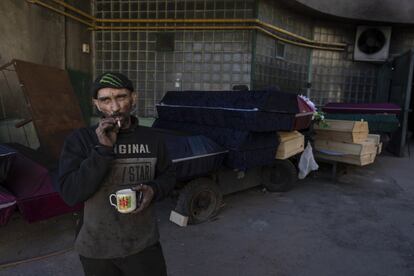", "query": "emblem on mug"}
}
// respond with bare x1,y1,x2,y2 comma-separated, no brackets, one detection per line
109,189,137,213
